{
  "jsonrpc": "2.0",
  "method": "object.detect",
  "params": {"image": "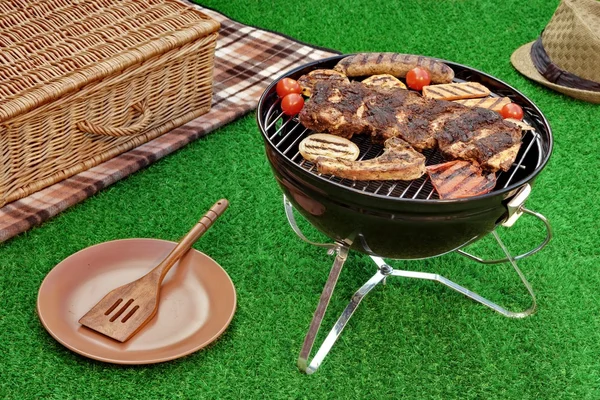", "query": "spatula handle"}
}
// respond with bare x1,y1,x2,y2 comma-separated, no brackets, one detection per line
153,199,229,282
